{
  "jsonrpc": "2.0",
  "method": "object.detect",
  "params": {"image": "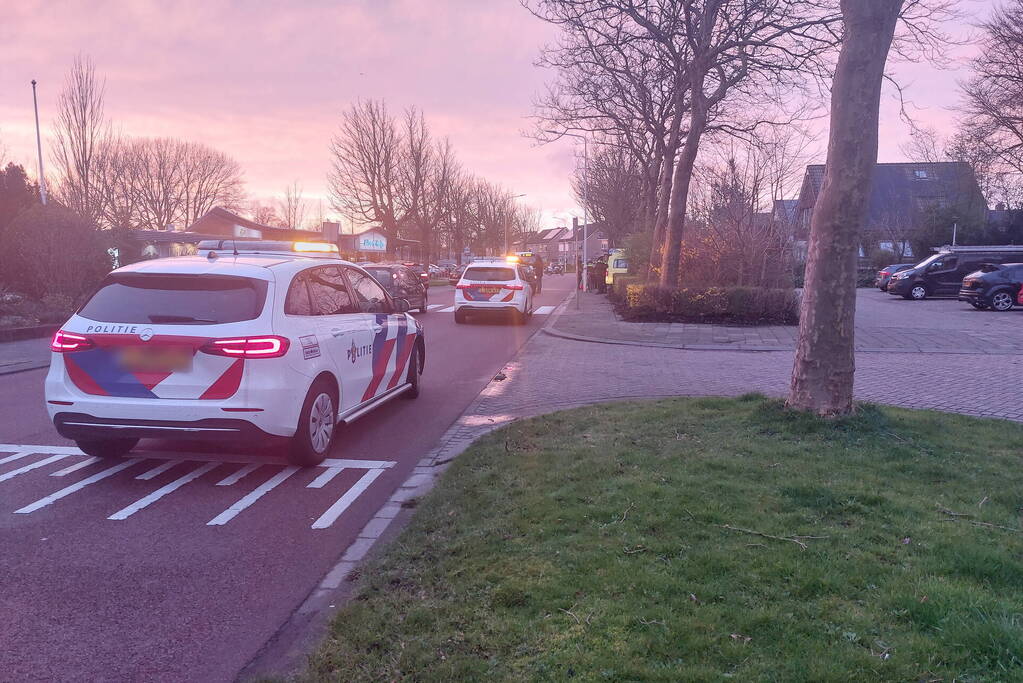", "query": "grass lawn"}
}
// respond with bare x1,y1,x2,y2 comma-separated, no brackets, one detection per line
303,396,1023,682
